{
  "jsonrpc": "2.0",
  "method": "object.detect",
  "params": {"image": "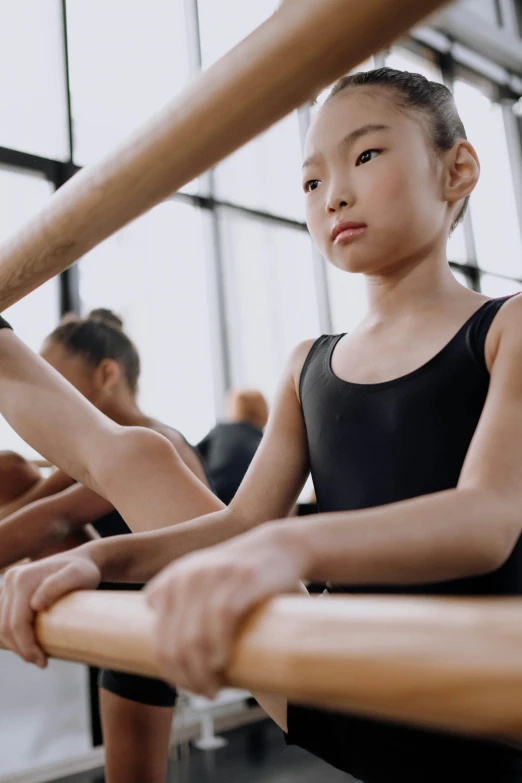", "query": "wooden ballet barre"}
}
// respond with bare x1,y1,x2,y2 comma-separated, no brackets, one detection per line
31,459,52,469
2,591,522,741
0,0,451,311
